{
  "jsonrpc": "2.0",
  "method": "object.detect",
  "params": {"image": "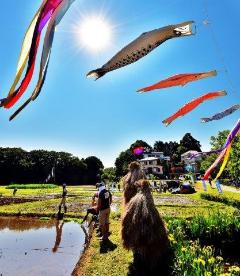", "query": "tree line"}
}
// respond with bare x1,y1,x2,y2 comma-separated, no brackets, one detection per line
0,148,103,185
